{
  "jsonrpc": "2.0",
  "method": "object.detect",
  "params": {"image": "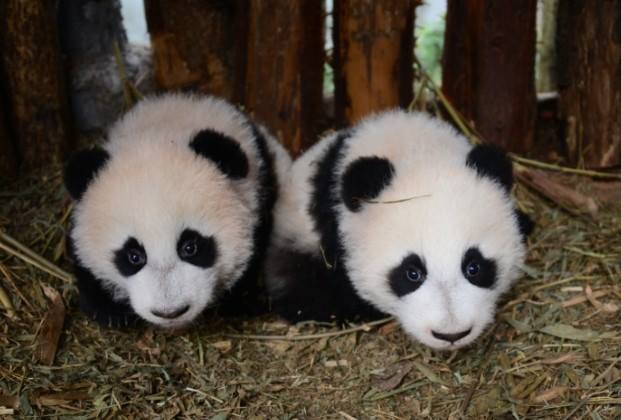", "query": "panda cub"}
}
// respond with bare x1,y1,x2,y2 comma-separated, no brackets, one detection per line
65,93,290,328
267,111,532,350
